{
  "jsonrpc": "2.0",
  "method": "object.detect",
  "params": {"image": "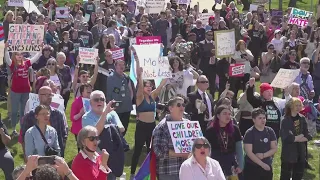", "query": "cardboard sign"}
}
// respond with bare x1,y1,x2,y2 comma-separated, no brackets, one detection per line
7,24,44,52
167,121,203,153
270,68,300,89
79,47,98,65
82,98,91,112
214,29,235,58
229,64,245,77
136,36,161,45
8,0,24,7
198,12,215,25
56,7,69,19
288,8,312,27
111,48,125,61
28,93,65,112
178,0,191,5
145,0,166,14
